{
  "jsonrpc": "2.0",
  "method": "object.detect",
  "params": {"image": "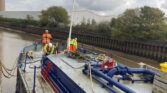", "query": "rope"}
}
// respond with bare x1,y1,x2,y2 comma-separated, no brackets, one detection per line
0,58,18,78
0,57,18,71
1,68,15,78
28,57,41,69
0,55,41,78
62,55,95,93
1,66,17,77
88,62,95,93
